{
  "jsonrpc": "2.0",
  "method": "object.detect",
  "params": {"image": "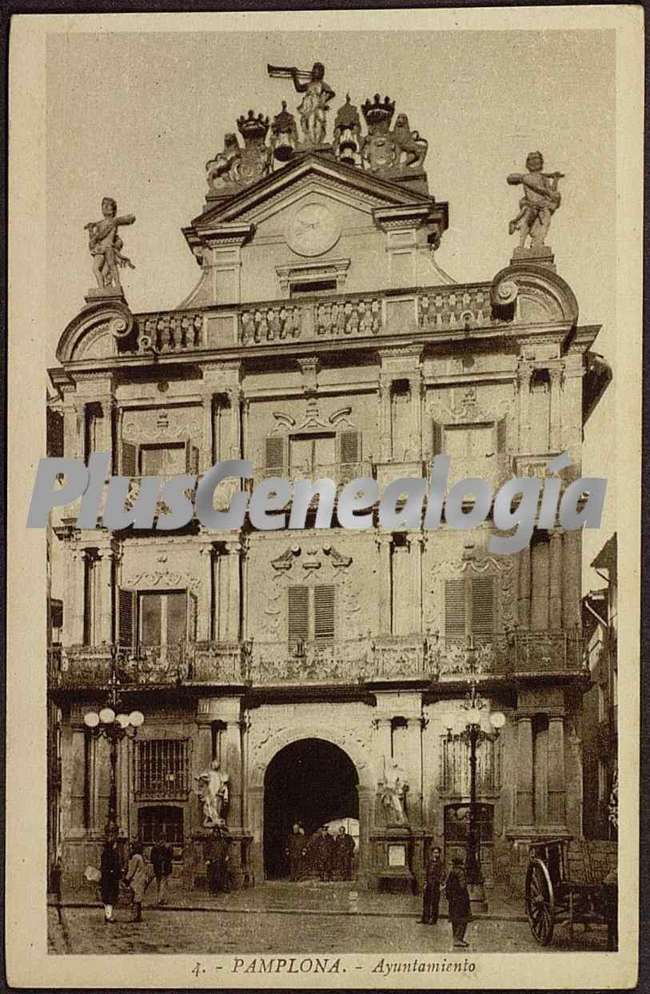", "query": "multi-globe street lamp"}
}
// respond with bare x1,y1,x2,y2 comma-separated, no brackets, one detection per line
83,647,144,837
446,637,505,914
